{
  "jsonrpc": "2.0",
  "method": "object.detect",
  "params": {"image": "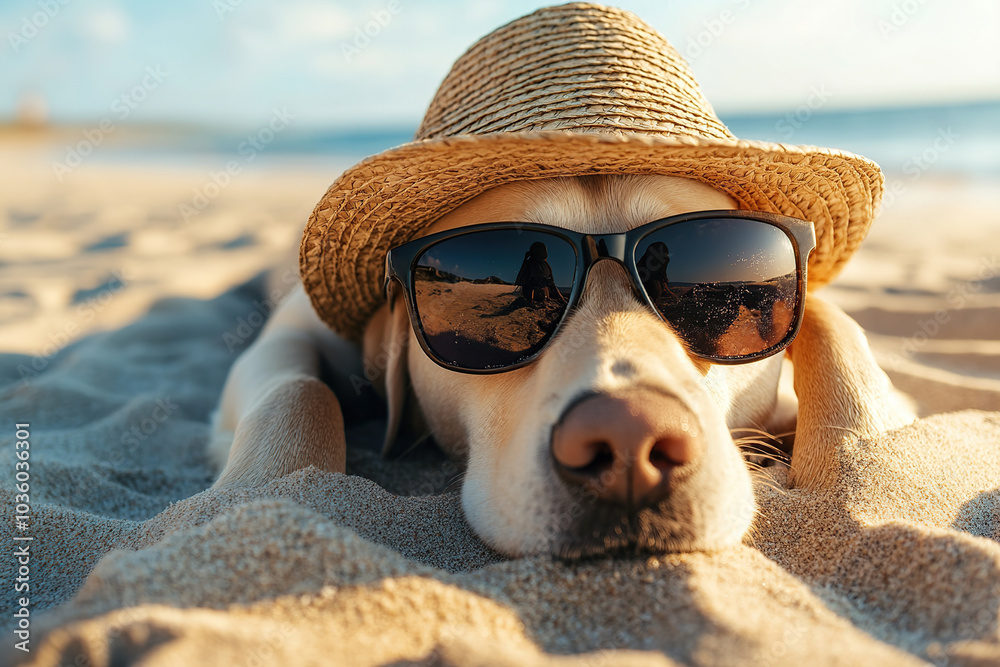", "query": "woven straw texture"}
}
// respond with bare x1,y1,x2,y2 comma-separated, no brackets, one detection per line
301,2,884,340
